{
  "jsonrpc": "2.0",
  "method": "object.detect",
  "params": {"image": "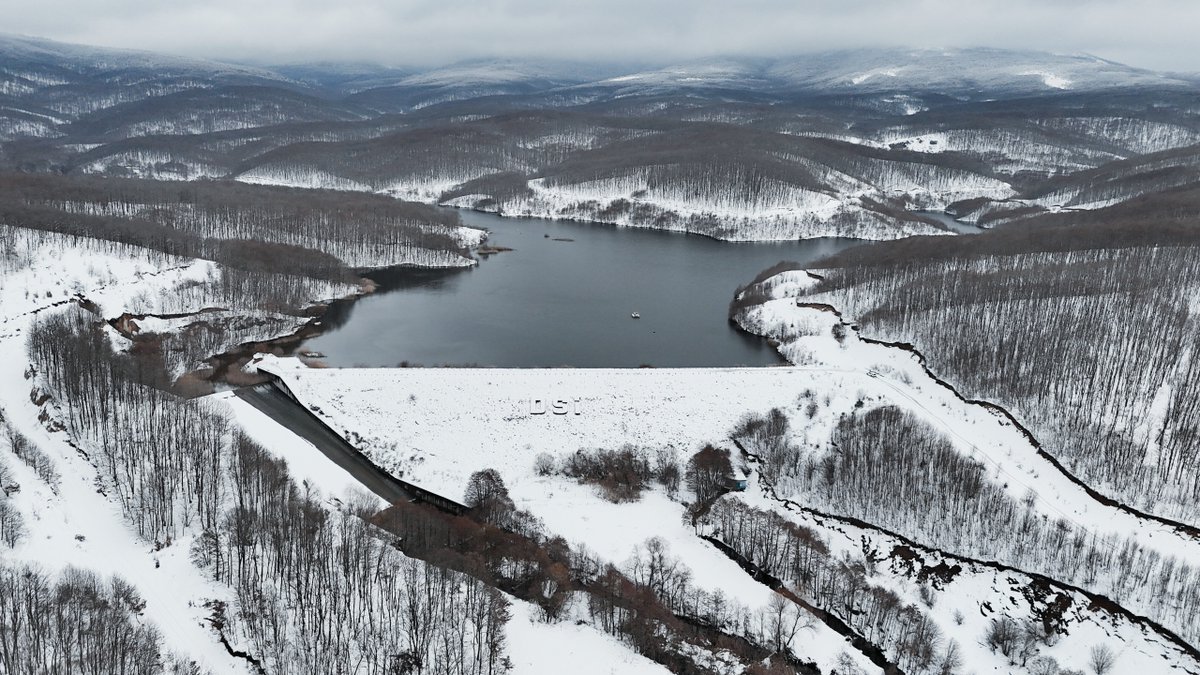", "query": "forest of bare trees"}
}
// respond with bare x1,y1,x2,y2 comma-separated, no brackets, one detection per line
701,497,954,674
0,172,477,274
732,405,1200,647
804,242,1200,522
0,457,23,548
0,563,192,675
23,305,513,673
